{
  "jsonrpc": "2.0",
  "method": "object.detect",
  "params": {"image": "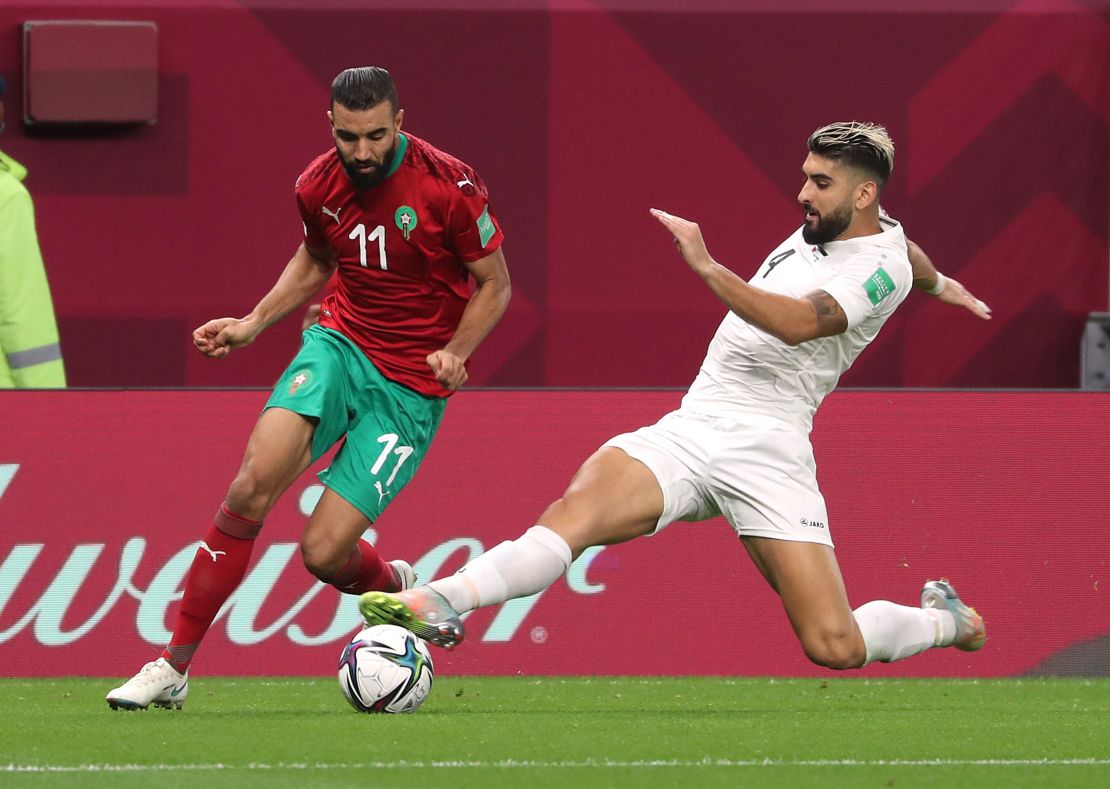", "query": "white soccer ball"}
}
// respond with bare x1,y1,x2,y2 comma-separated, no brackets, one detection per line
338,624,435,714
